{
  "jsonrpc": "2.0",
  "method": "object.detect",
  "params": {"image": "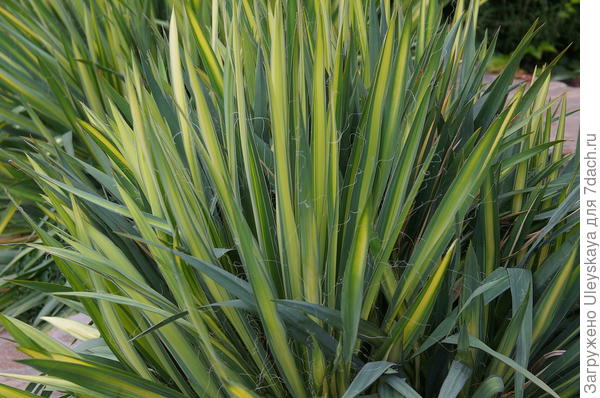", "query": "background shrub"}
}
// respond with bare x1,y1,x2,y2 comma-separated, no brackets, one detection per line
477,0,580,78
